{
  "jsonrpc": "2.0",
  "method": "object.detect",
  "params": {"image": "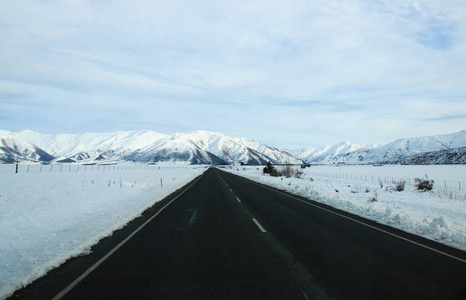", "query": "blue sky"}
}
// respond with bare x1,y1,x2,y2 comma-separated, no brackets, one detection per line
1,0,465,149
